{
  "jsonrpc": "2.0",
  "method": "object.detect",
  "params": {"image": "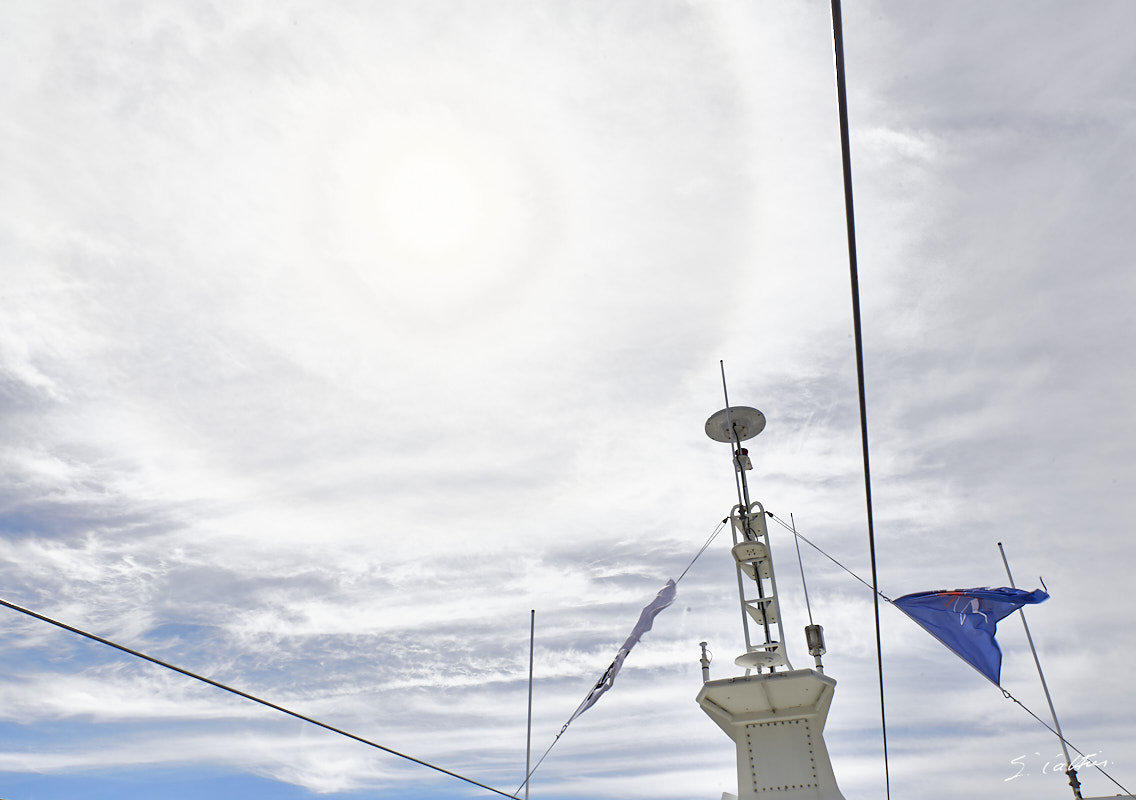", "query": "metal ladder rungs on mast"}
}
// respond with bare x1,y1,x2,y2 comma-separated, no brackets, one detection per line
743,597,779,626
